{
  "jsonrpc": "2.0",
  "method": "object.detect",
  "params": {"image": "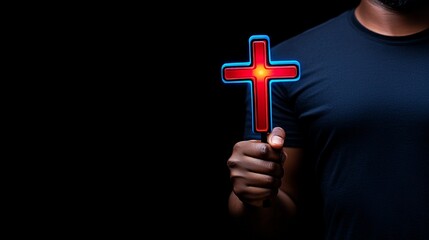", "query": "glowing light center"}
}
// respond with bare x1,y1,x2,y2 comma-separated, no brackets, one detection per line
254,65,270,79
